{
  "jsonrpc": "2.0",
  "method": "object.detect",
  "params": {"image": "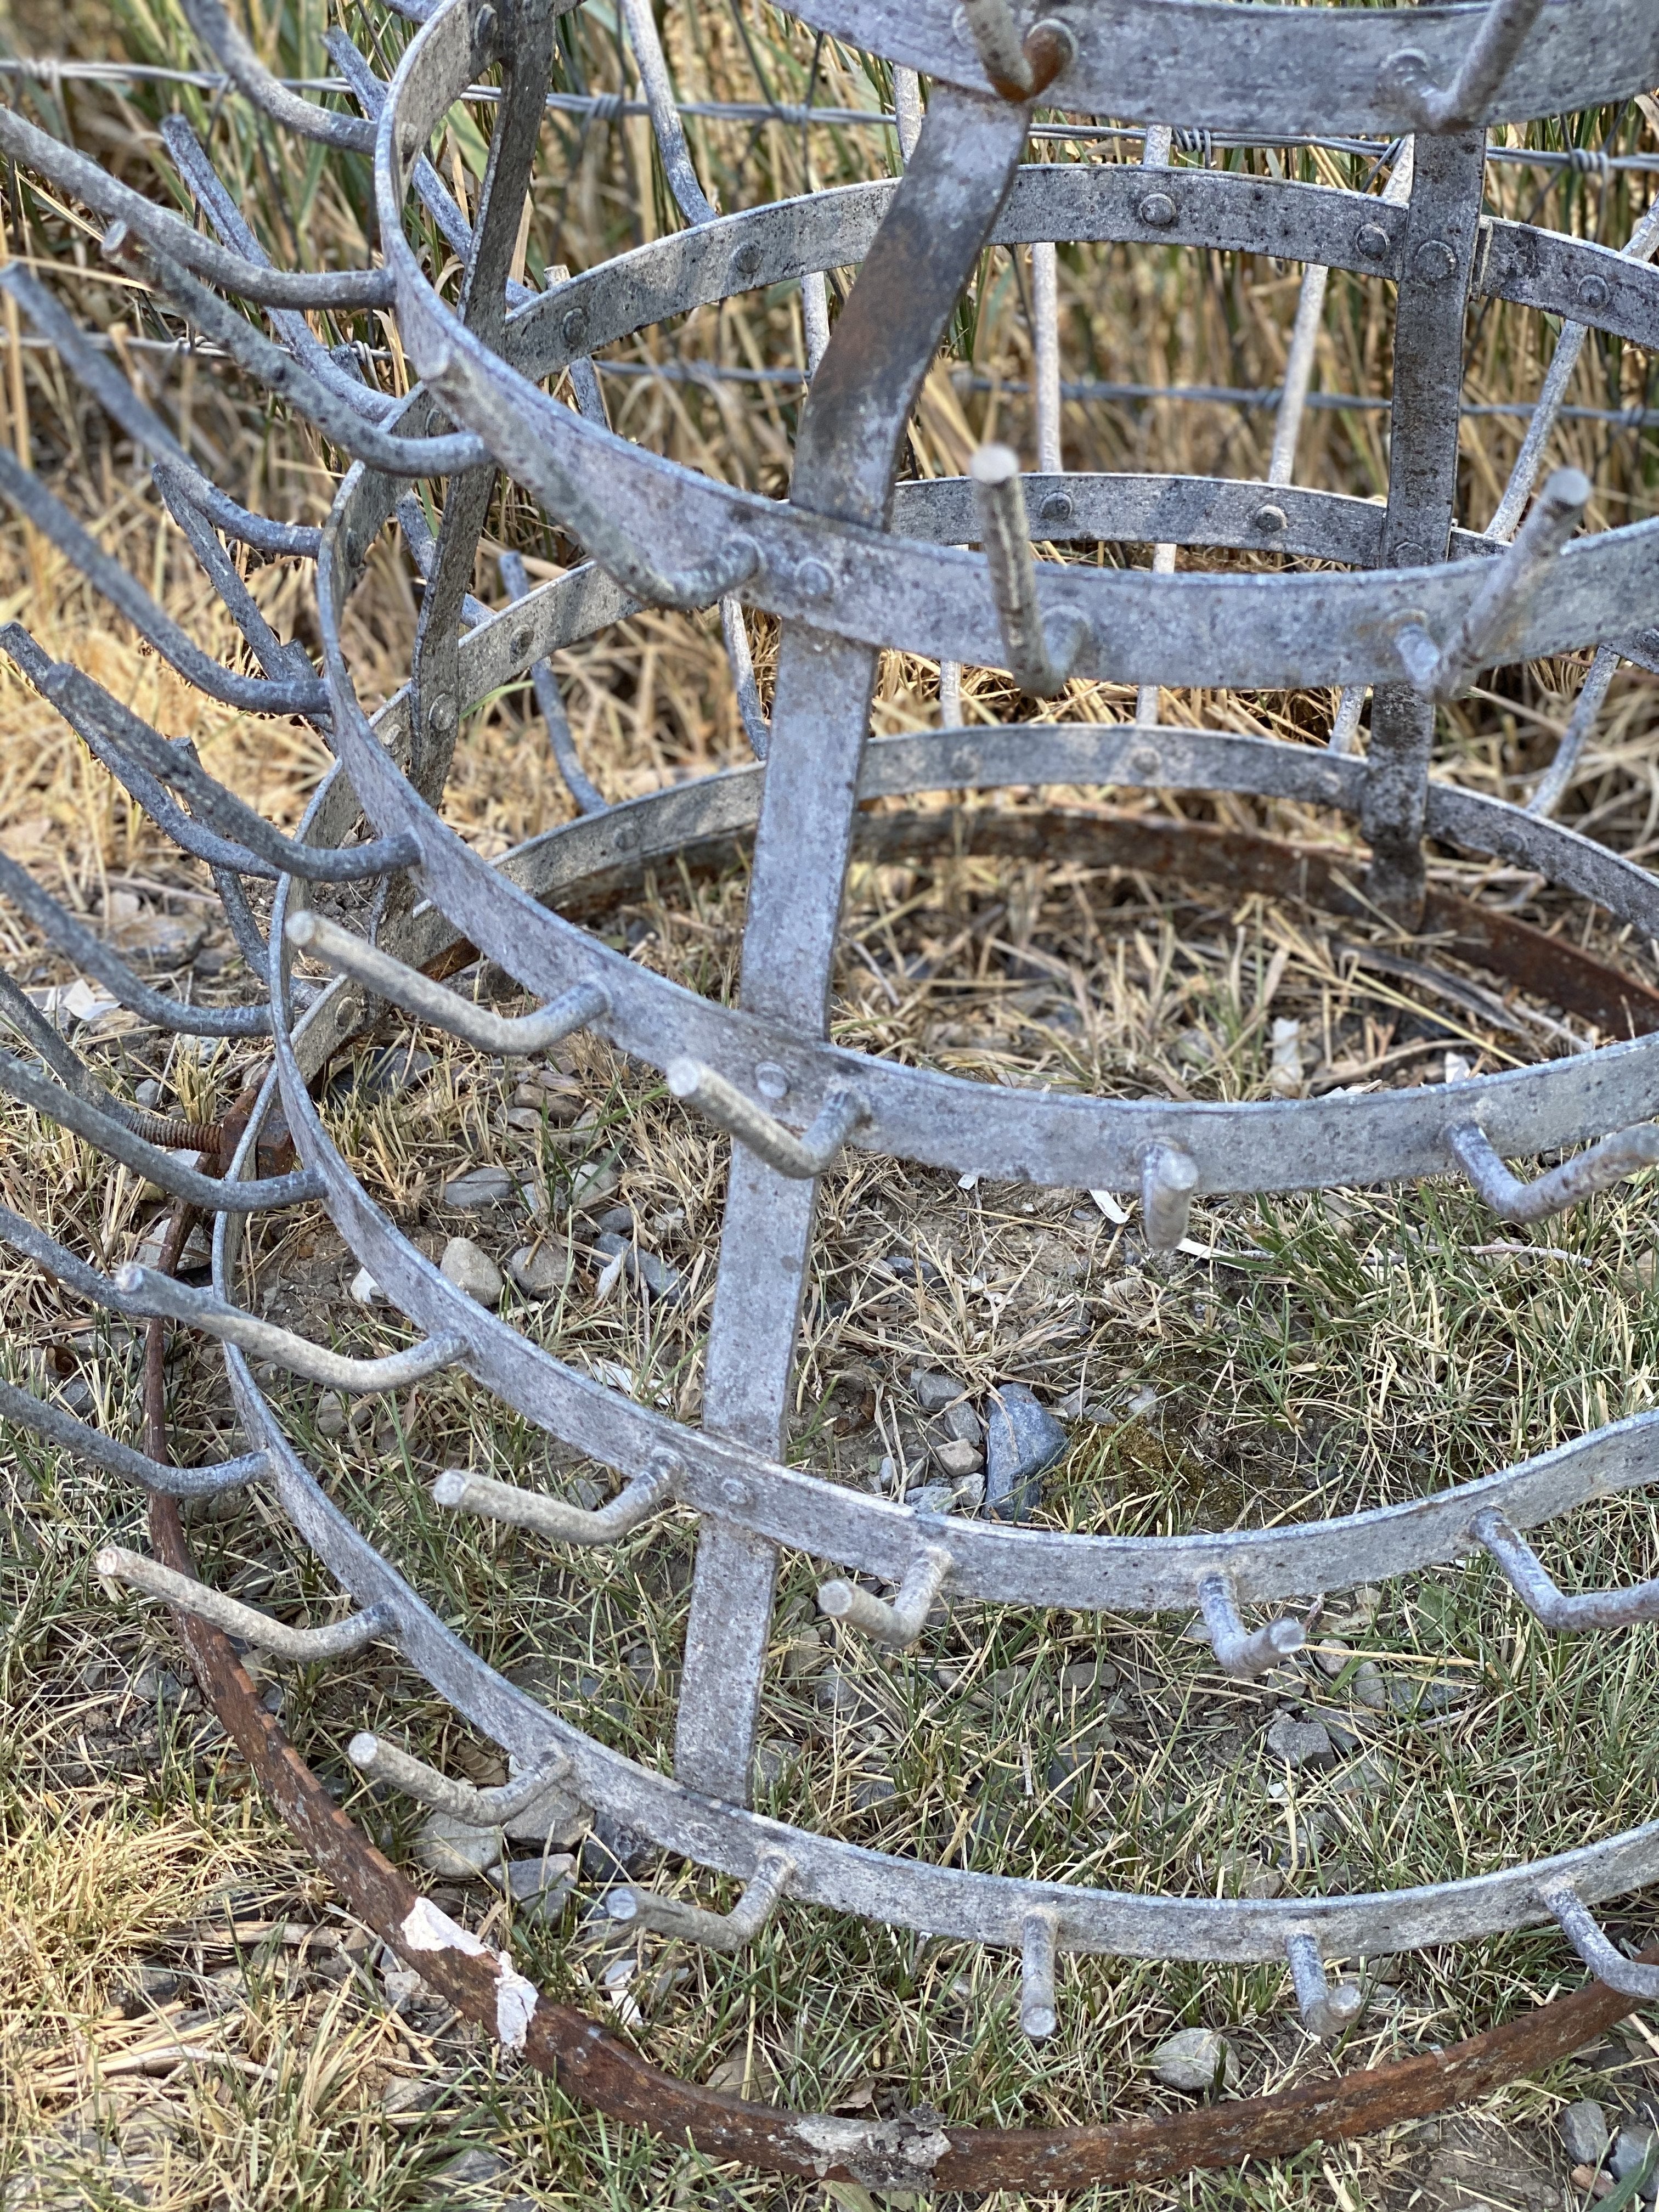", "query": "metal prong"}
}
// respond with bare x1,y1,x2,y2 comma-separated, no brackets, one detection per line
1447,1119,1659,1225
607,1847,794,1954
94,1545,392,1661
432,1454,678,1547
969,444,1087,697
1020,1908,1060,2040
1470,1510,1659,1632
1140,1142,1198,1252
1329,686,1367,755
1380,0,1548,133
1393,469,1590,703
286,909,610,1052
1286,1932,1364,2040
112,1265,464,1395
347,1731,573,1824
666,1060,868,1179
961,0,1075,101
817,1545,952,1650
1541,1879,1659,2000
1198,1573,1305,1679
